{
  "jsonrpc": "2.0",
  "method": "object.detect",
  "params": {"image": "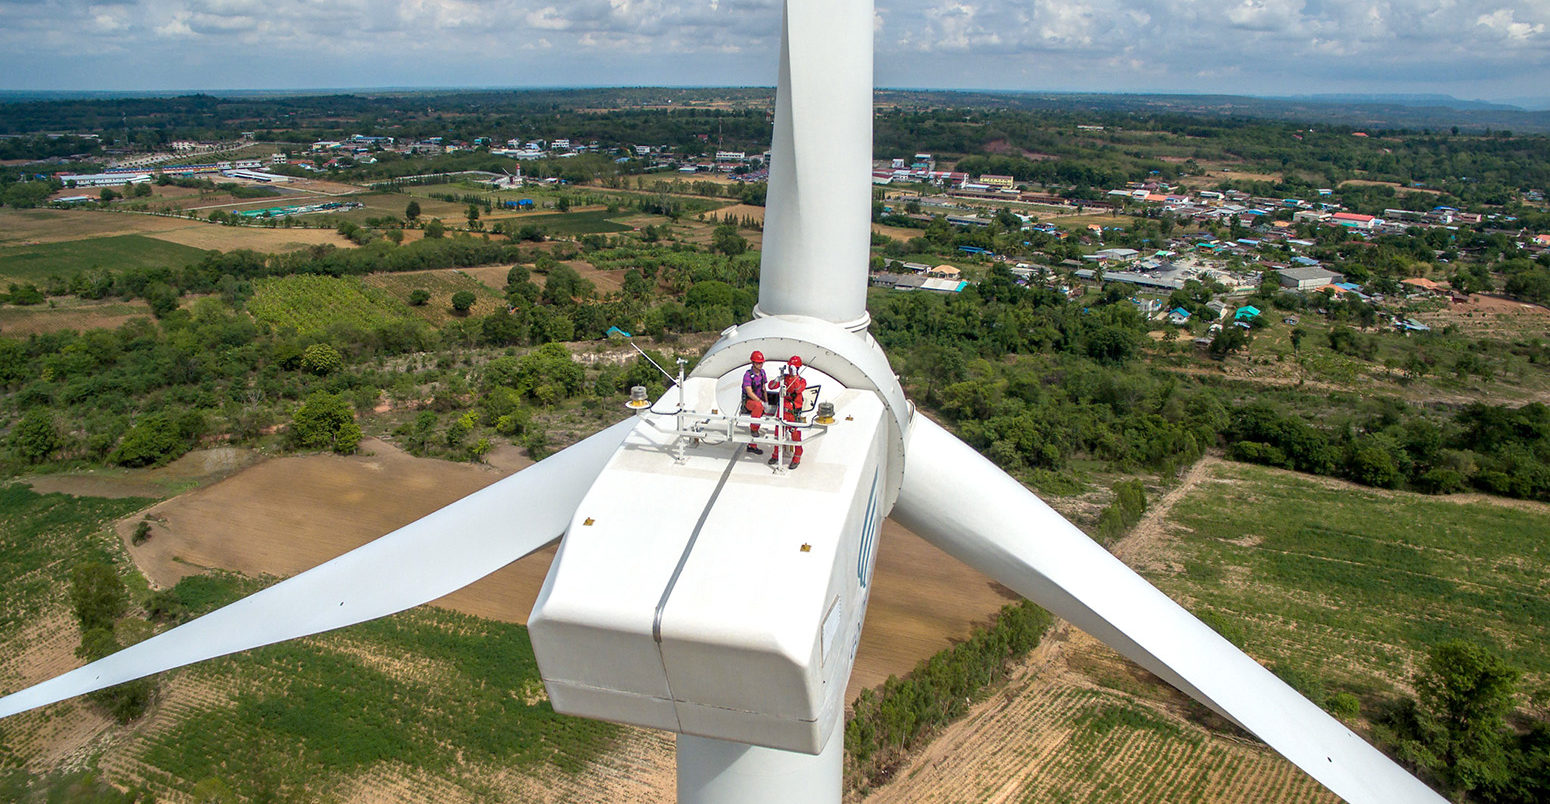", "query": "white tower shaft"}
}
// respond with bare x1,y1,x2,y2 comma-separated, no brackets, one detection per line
755,0,875,331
